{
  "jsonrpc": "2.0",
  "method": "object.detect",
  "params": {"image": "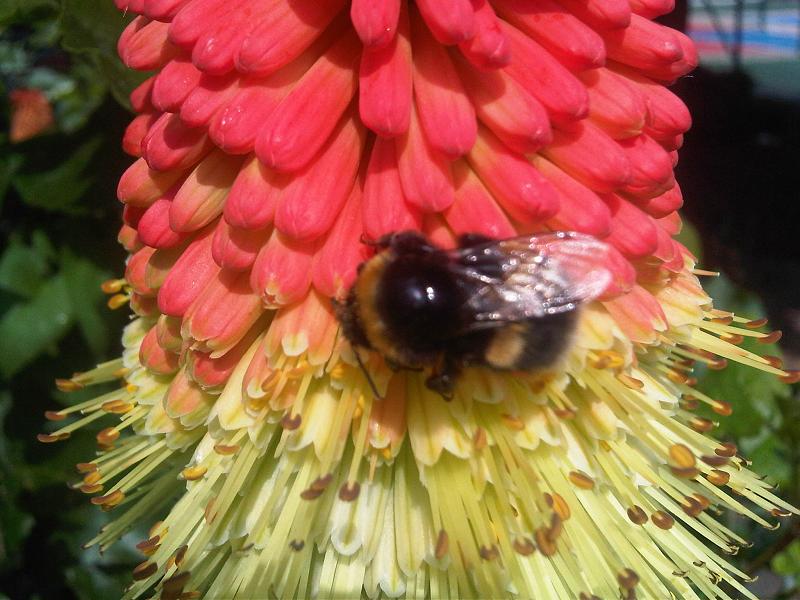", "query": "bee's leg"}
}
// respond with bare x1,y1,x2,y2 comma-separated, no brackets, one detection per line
385,357,424,372
425,356,461,401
